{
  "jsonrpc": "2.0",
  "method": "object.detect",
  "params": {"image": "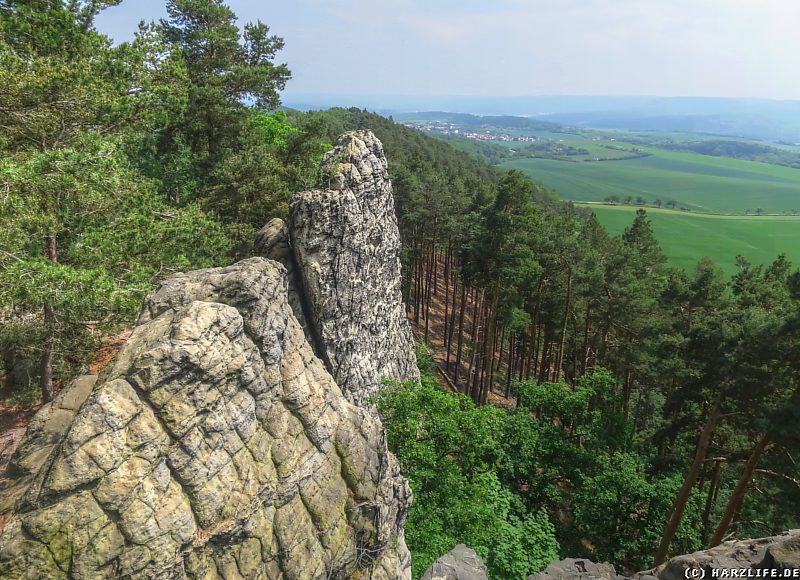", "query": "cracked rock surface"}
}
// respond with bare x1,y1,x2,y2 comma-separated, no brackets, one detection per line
257,130,419,408
0,258,411,579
